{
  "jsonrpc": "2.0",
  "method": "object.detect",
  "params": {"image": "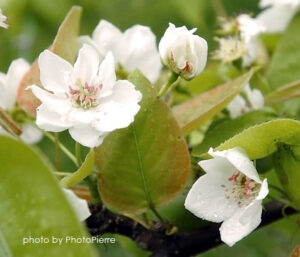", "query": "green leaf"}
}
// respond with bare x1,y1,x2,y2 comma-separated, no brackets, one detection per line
265,80,300,104
215,119,300,159
274,144,300,209
0,136,96,257
172,70,253,134
17,6,82,115
60,150,95,188
193,109,277,156
266,13,300,89
95,70,190,214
